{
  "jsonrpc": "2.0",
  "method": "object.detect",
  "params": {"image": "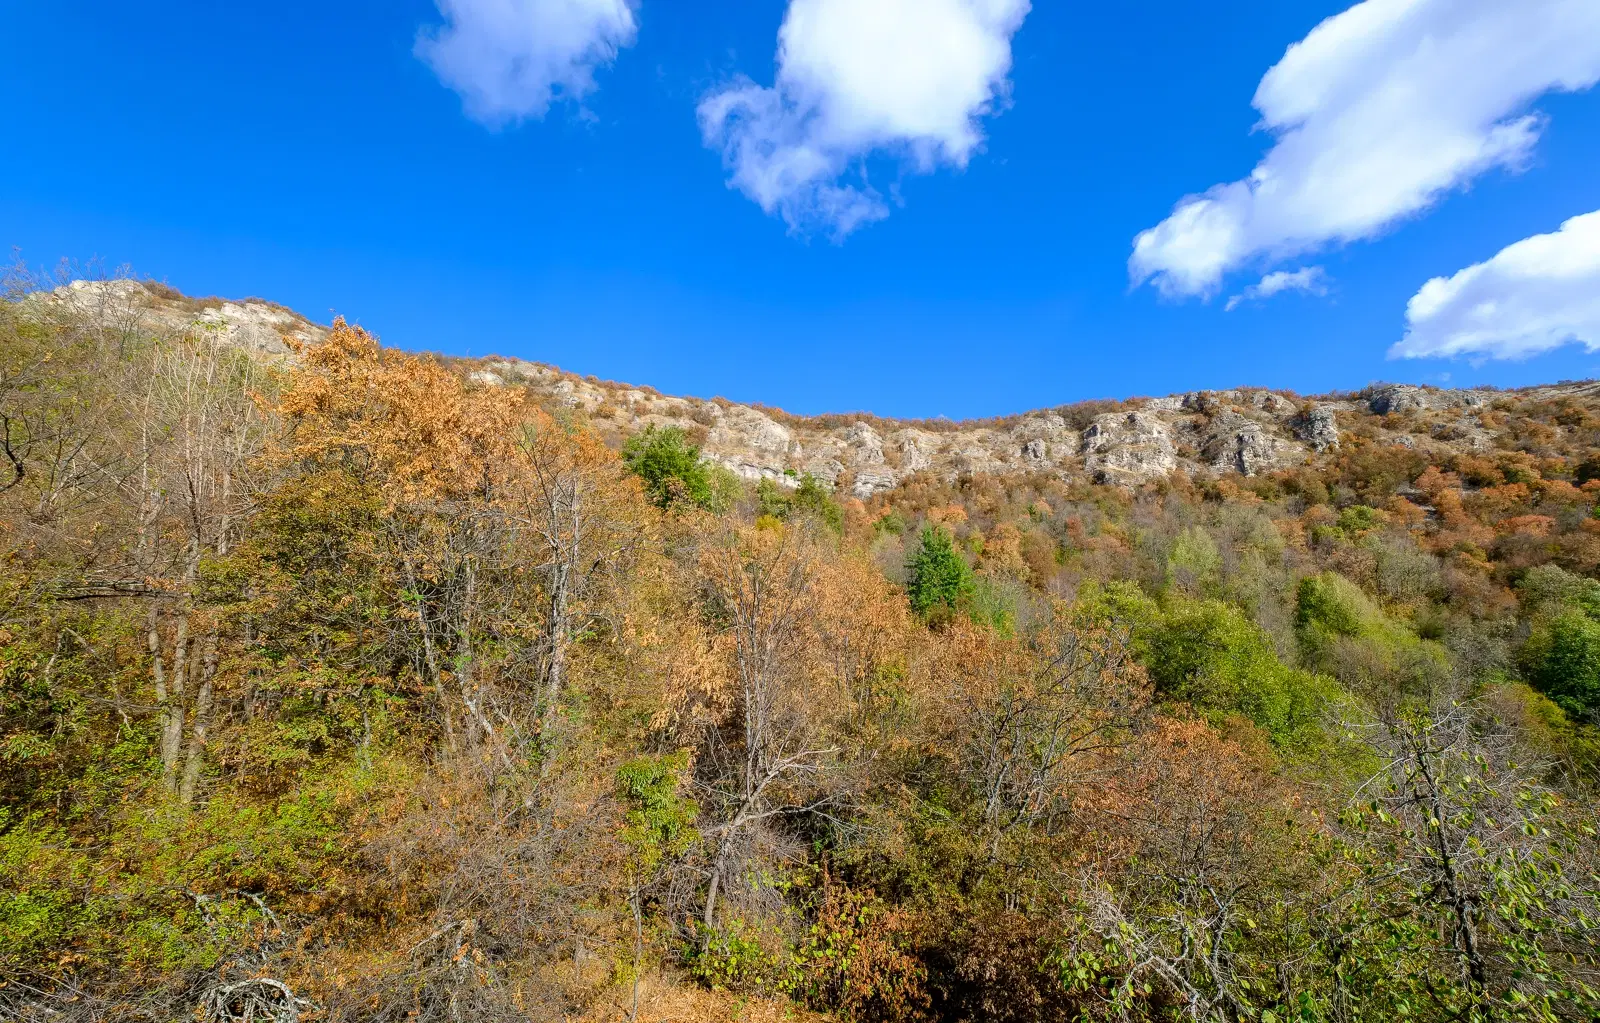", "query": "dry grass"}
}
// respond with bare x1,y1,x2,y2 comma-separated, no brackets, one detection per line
575,975,829,1023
